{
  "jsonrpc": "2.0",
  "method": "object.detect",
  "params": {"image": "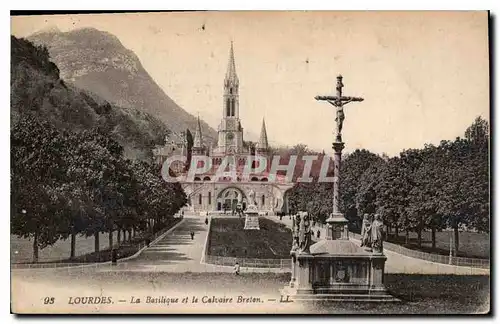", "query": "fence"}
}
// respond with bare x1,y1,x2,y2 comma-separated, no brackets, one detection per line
350,232,490,269
204,254,291,269
12,262,140,272
11,218,182,270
